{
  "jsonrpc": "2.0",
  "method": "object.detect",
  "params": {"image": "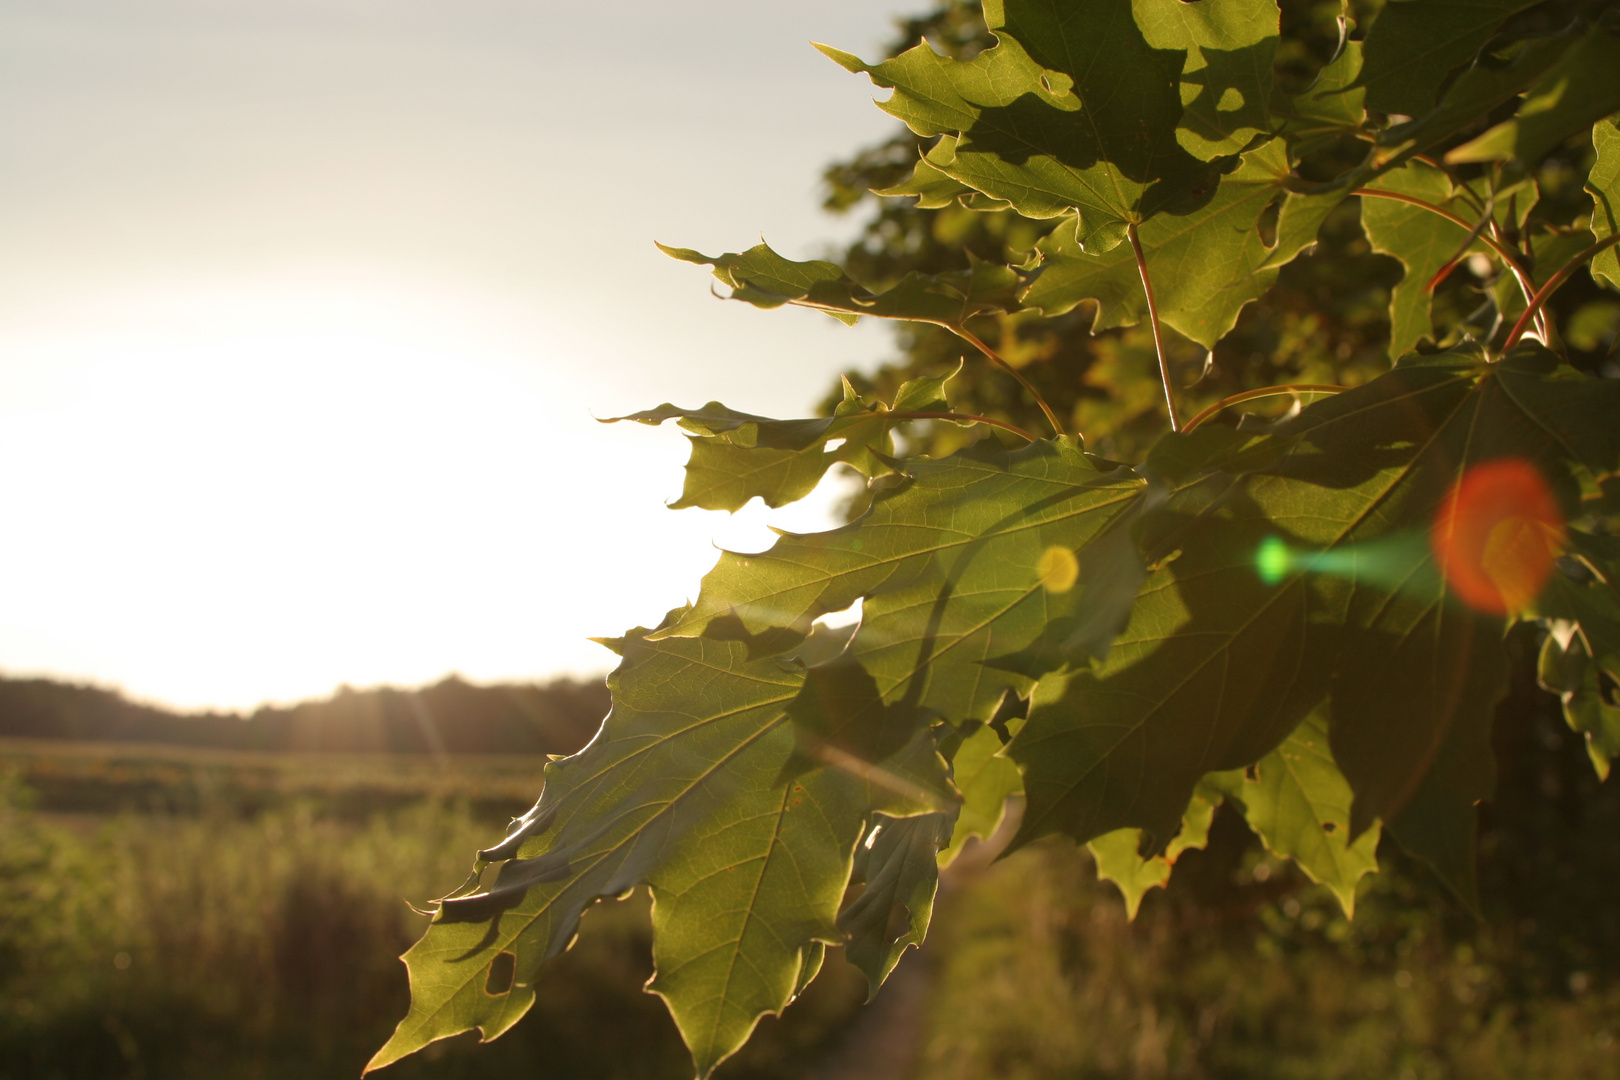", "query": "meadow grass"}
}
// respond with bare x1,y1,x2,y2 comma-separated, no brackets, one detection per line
4,686,1617,1080
0,756,865,1080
